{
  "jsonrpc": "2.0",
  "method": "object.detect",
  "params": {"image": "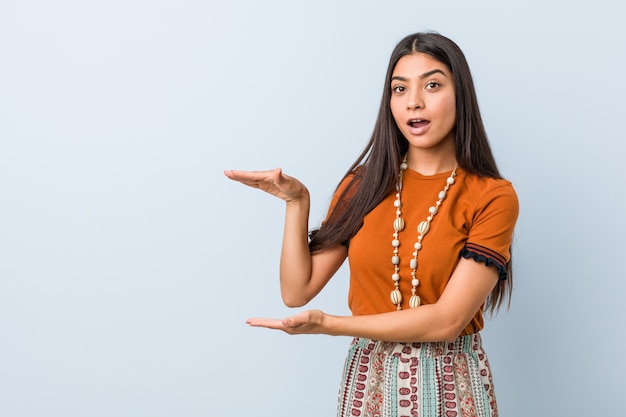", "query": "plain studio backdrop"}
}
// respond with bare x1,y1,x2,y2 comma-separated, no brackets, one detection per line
1,1,624,416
